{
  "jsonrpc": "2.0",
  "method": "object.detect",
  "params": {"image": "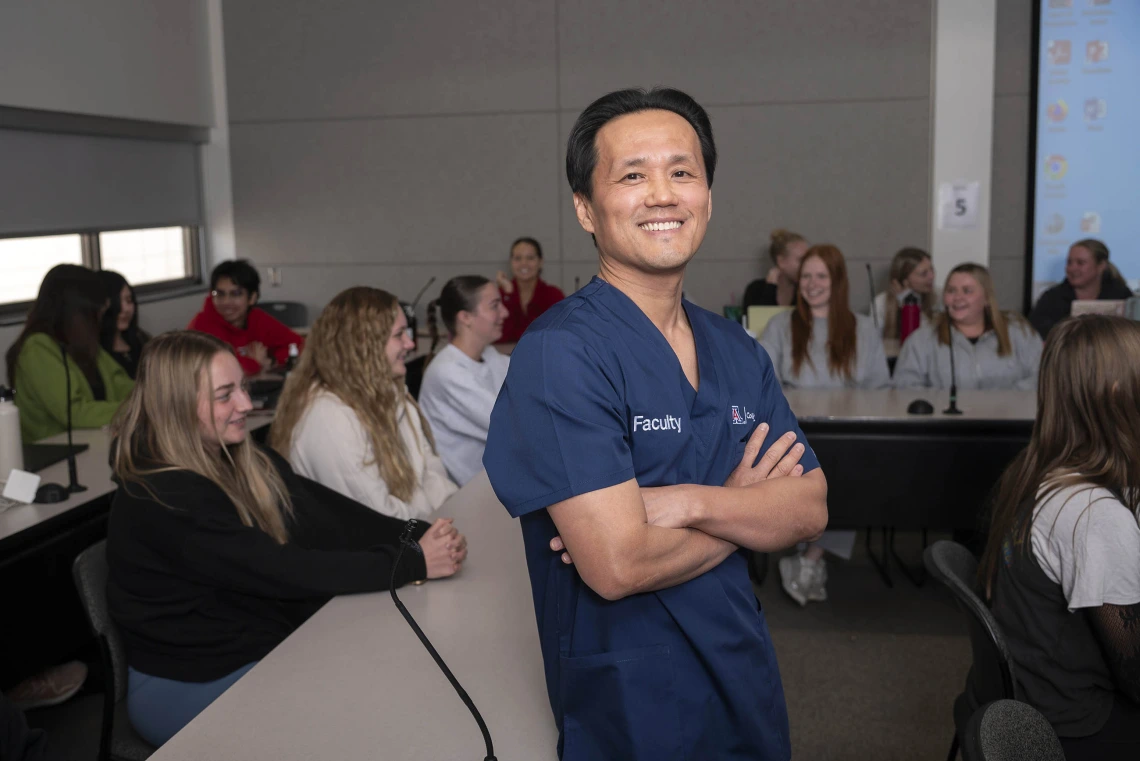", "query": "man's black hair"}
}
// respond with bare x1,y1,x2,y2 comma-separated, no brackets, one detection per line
566,87,717,201
210,259,261,296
